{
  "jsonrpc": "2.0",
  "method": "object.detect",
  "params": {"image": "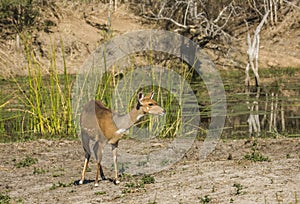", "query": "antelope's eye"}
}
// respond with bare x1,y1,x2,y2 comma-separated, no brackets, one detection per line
148,103,153,106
